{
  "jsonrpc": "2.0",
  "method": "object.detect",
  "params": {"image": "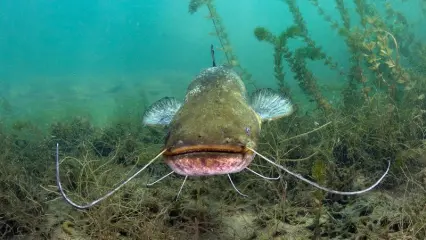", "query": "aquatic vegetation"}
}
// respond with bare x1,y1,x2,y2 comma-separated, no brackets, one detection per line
254,24,332,112
254,25,301,97
311,0,417,105
1,91,426,239
188,0,256,88
0,124,50,238
284,0,341,73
